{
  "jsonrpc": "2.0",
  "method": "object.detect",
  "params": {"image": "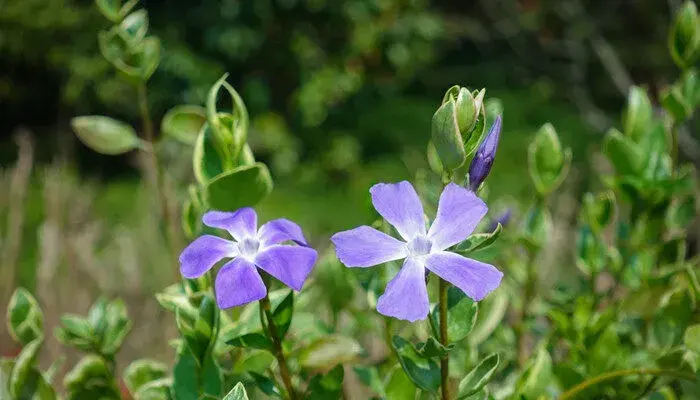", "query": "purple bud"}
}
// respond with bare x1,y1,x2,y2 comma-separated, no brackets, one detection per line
488,208,511,232
468,115,502,191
